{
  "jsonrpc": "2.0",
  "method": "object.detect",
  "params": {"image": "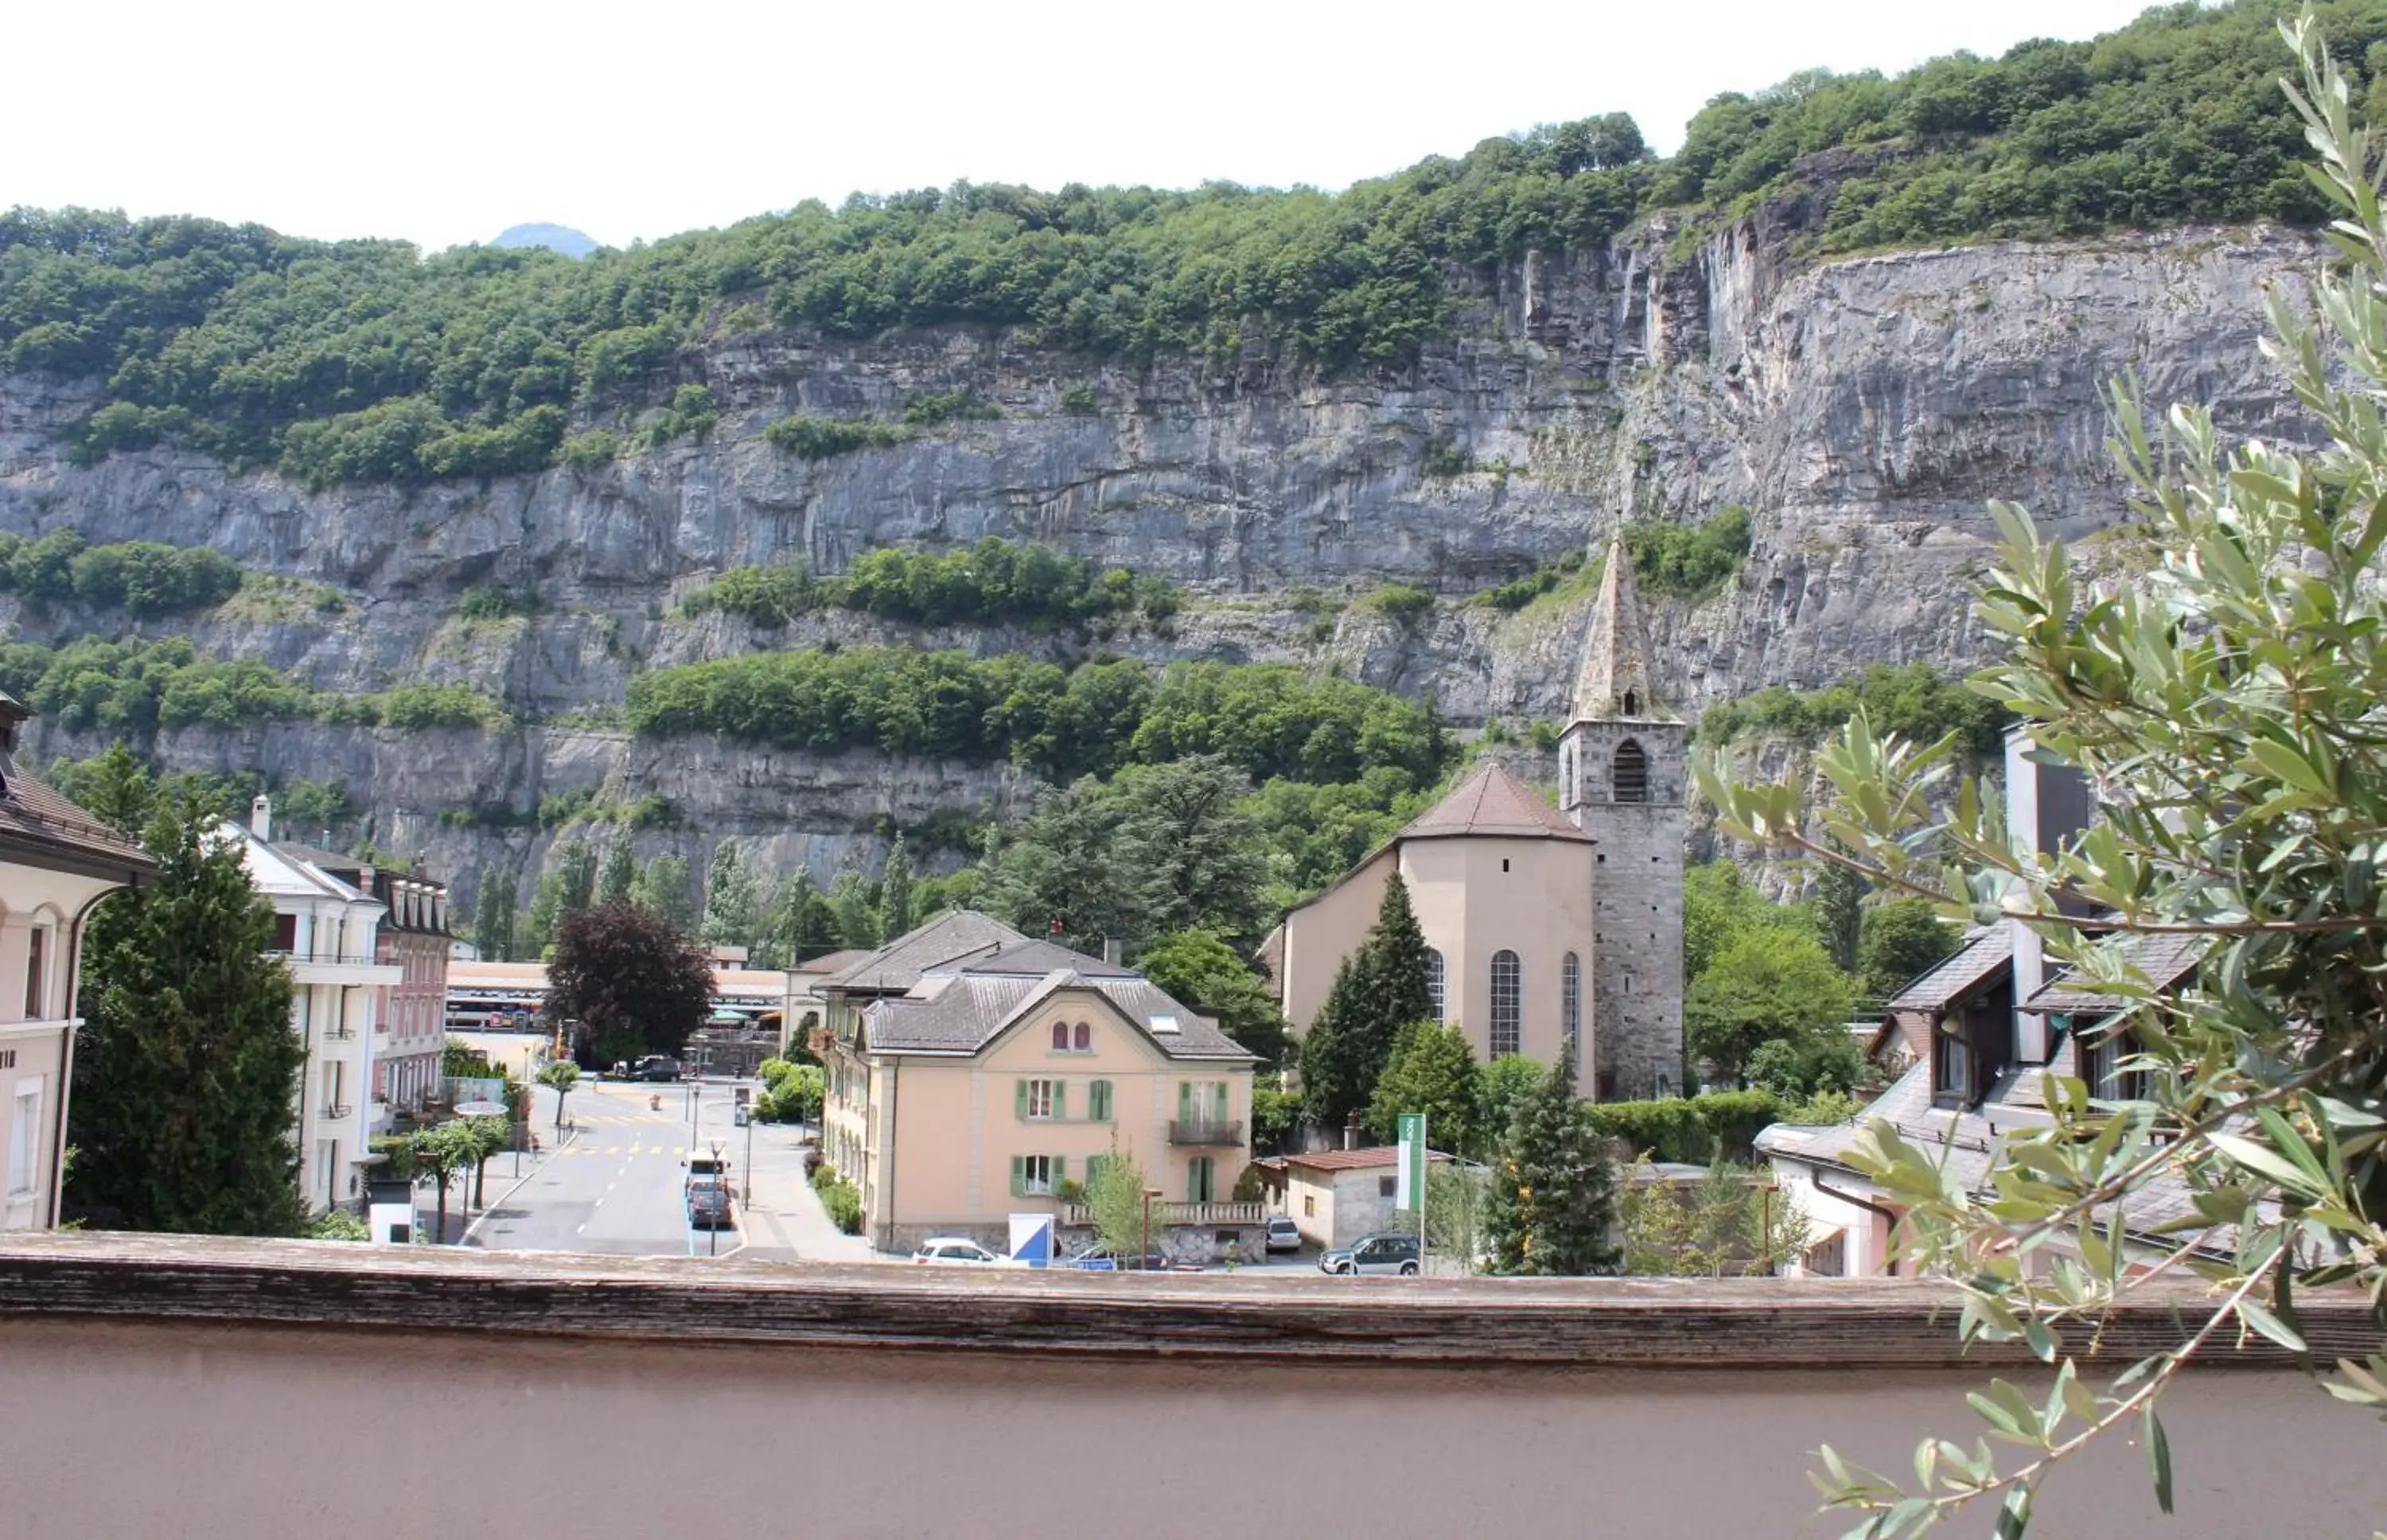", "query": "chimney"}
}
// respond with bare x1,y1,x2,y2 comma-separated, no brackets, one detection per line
1342,1112,1361,1151
1101,936,1123,966
250,794,273,842
2003,725,2091,1064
